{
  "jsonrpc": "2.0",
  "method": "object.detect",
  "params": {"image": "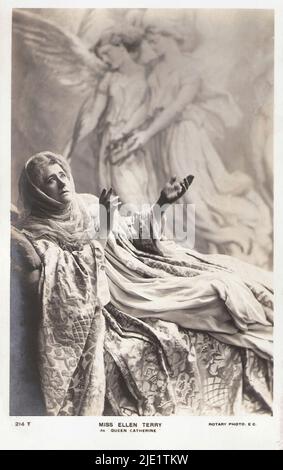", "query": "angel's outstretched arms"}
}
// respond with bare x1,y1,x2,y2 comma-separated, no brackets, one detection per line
13,9,106,93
